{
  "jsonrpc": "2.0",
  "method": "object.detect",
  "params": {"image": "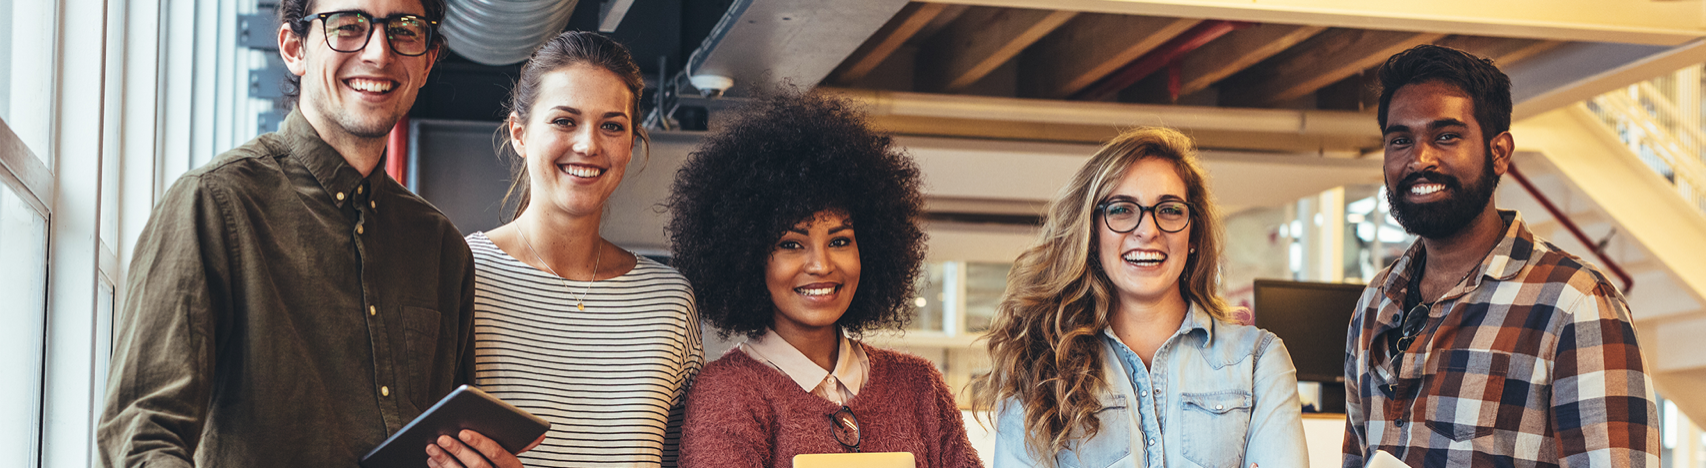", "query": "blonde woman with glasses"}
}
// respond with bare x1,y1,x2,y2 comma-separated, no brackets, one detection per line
973,127,1307,468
